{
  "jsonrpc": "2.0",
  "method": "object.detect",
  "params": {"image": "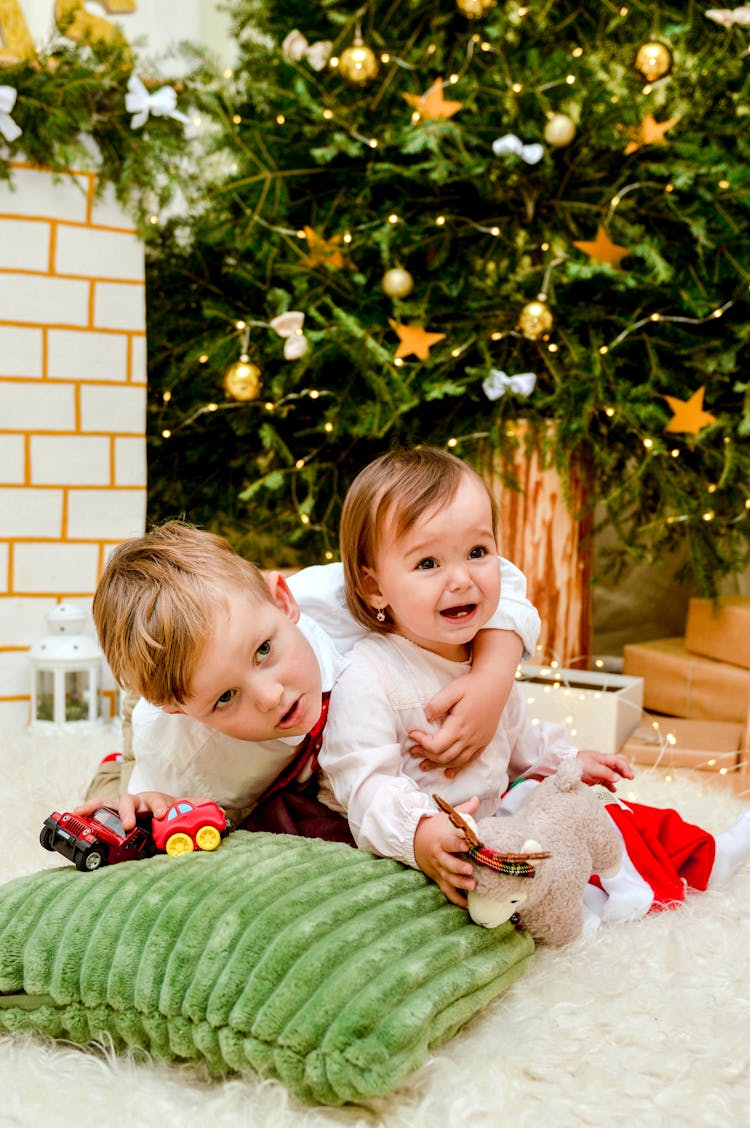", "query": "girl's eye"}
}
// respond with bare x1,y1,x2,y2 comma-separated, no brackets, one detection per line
214,688,237,710
415,558,437,570
468,546,487,559
255,639,272,660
